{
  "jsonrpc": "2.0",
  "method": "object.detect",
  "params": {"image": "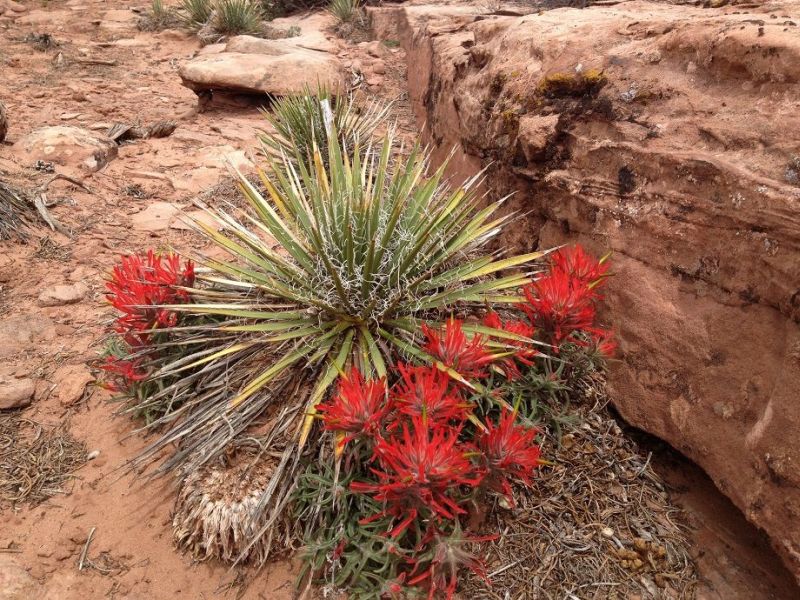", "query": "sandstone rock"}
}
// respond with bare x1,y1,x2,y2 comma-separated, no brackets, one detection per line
131,201,180,232
0,314,56,358
0,557,41,600
365,40,388,59
378,0,800,581
52,365,94,407
370,59,386,75
13,126,116,173
267,12,339,53
38,282,88,306
517,114,559,162
0,378,35,410
179,47,344,97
